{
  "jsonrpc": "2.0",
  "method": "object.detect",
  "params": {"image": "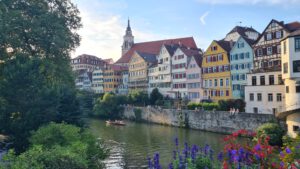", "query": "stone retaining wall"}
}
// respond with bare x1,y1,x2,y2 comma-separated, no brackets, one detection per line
123,106,278,133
